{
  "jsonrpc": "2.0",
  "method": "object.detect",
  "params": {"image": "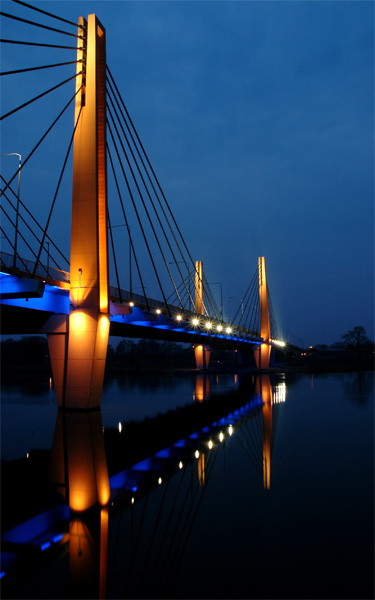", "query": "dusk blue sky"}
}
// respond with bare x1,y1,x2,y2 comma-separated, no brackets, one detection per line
1,1,373,347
